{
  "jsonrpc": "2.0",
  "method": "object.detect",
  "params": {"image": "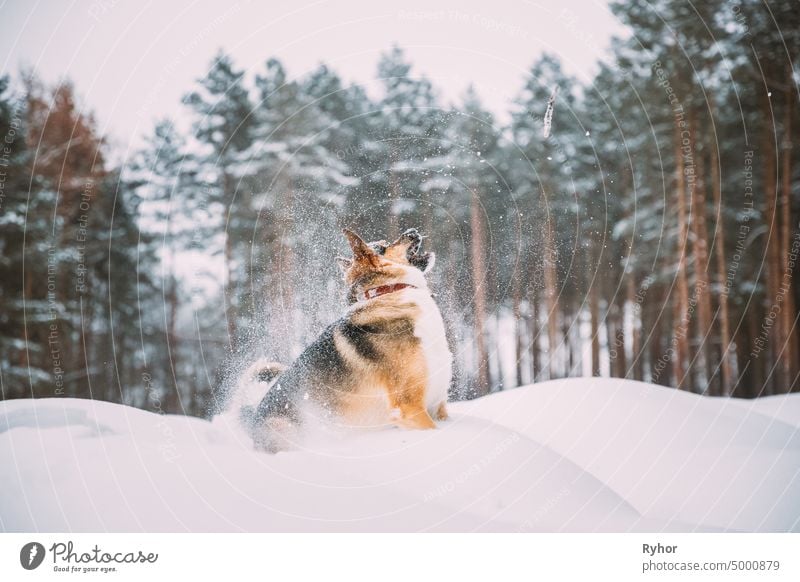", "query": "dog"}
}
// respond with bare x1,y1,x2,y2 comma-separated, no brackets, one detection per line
249,227,452,450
